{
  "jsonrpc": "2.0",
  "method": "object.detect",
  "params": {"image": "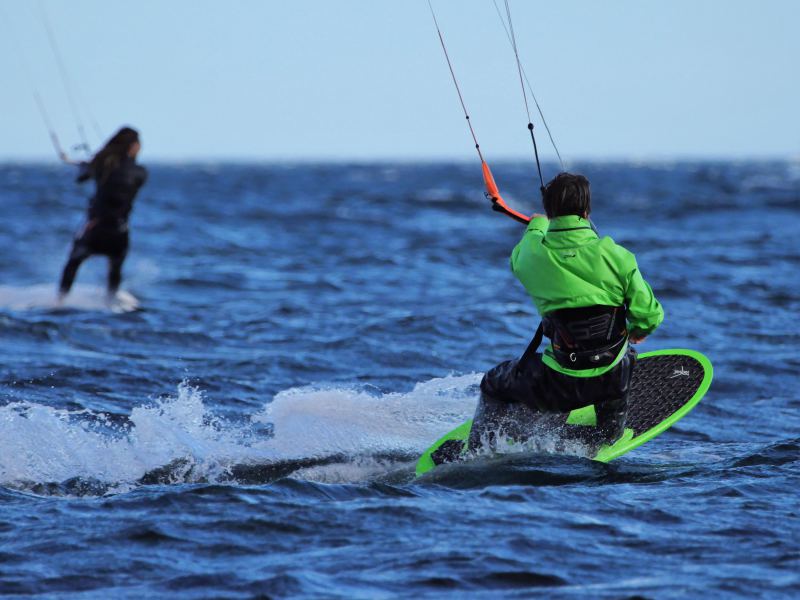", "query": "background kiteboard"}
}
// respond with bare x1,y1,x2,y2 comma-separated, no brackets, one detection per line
109,290,140,313
416,348,713,477
0,285,141,313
